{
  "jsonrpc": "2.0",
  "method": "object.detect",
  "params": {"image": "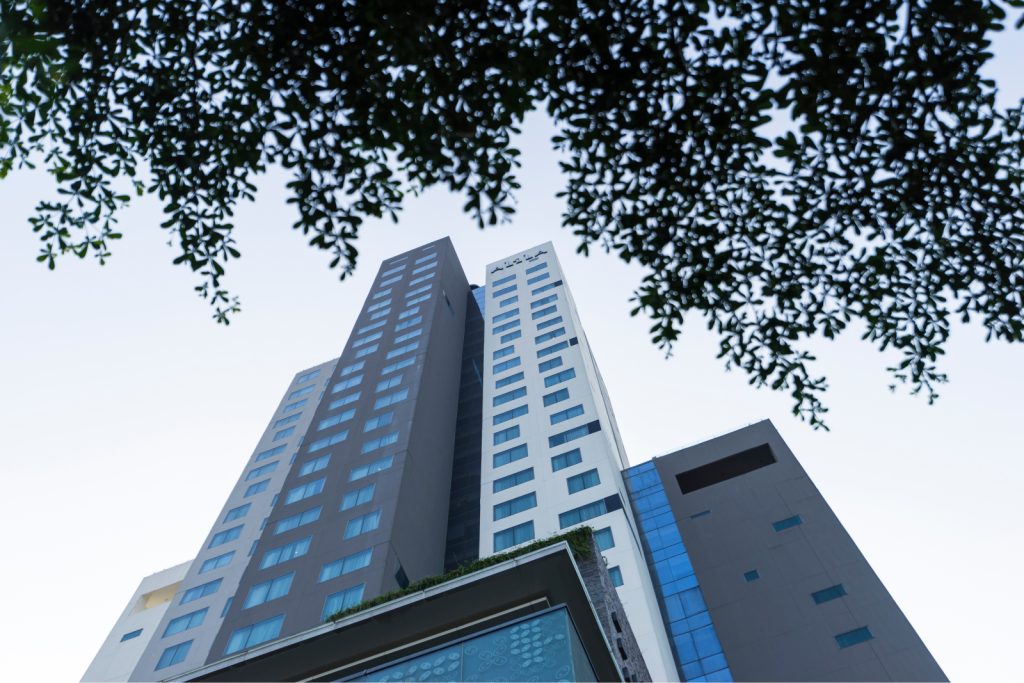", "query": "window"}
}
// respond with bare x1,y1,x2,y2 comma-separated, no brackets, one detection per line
811,584,847,604
500,330,522,343
121,629,143,641
296,368,321,384
280,398,307,414
567,468,600,493
493,273,516,286
411,262,436,275
535,328,565,344
224,615,284,655
536,315,563,330
220,596,233,618
274,506,321,534
249,540,258,556
386,342,419,359
367,299,391,312
162,609,208,639
256,445,286,462
357,320,386,335
493,443,528,468
594,527,615,551
353,331,383,347
549,420,601,447
415,252,438,264
493,387,527,406
369,307,391,321
331,374,362,393
495,371,524,388
493,345,515,360
155,640,192,670
319,548,373,582
273,413,301,428
341,483,375,510
744,569,760,582
493,404,528,425
364,412,394,432
288,385,314,400
527,271,550,285
381,265,405,277
272,426,294,441
492,309,519,324
339,360,365,376
835,626,874,649
322,584,365,622
318,408,356,430
374,388,409,409
493,425,520,445
394,328,422,343
381,356,416,374
244,573,294,608
406,284,432,298
344,509,382,538
375,374,403,392
558,497,616,529
379,275,402,287
551,404,585,425
406,293,431,305
531,294,557,309
223,504,250,523
394,316,422,331
299,454,330,476
494,521,534,551
499,296,519,307
361,431,399,454
350,455,394,481
209,526,242,549
676,443,777,494
531,305,557,320
493,467,534,493
538,341,569,357
492,285,517,298
493,319,520,333
244,480,269,497
538,357,563,373
532,280,561,295
199,551,234,574
551,448,583,471
543,388,570,406
493,357,521,374
285,478,324,504
608,566,624,587
308,430,348,453
398,306,420,319
772,515,803,531
180,579,221,604
526,262,547,274
260,536,311,569
245,461,278,481
355,344,379,358
371,288,392,300
493,492,537,520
